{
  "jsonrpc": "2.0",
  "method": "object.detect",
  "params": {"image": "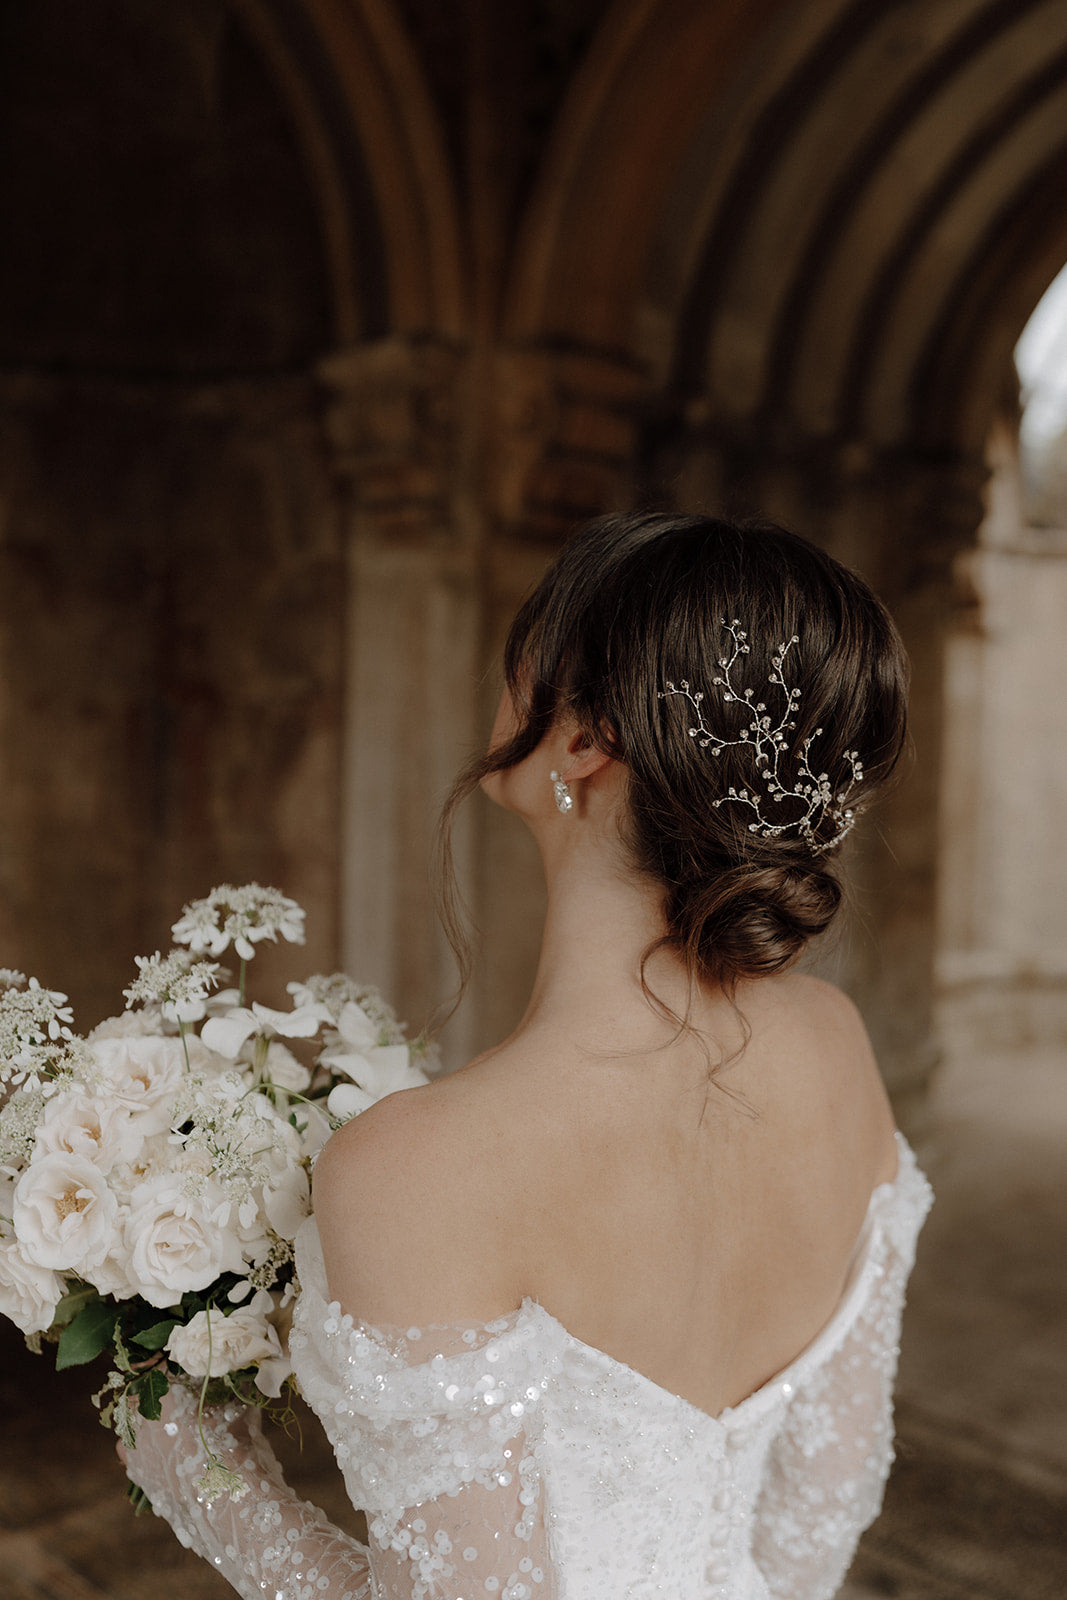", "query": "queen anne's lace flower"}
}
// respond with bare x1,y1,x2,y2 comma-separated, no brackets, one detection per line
124,950,221,1022
0,979,75,1084
288,975,404,1041
173,885,306,962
